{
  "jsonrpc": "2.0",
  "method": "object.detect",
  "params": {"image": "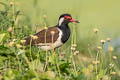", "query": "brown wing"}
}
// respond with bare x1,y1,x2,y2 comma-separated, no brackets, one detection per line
24,27,59,45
